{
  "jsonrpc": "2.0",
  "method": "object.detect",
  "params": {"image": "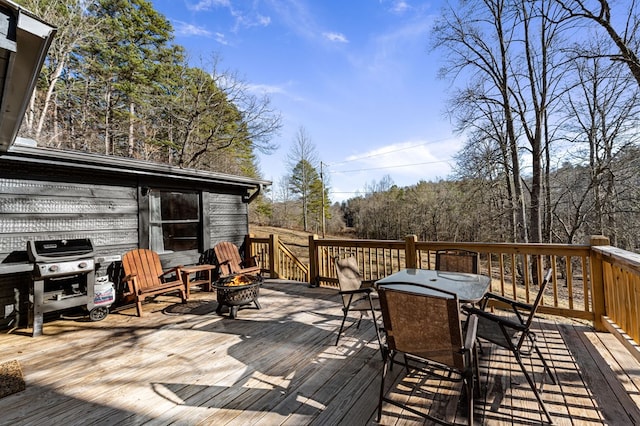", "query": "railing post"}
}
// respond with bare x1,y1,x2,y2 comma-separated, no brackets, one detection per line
245,234,253,262
405,235,418,269
590,235,610,332
309,234,319,286
269,234,279,279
